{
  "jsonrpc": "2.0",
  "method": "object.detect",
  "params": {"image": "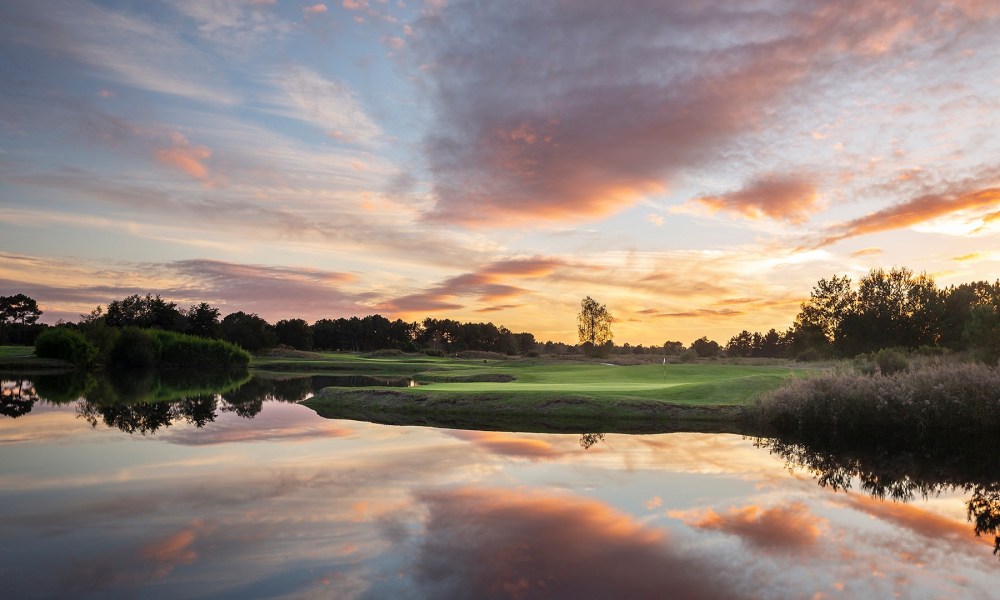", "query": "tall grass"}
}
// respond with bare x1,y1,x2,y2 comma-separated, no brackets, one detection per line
756,362,1000,437
108,328,250,371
